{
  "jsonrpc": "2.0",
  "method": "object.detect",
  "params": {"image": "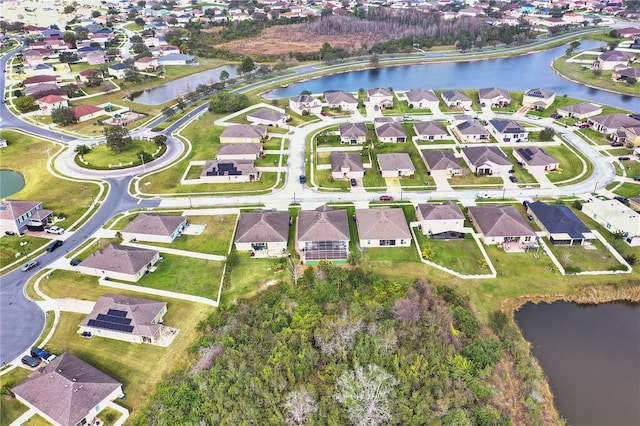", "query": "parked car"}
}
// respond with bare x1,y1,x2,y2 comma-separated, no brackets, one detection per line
320,111,328,116
45,226,65,234
611,142,624,147
350,178,357,187
379,195,394,201
31,347,56,364
47,240,63,252
551,113,561,119
477,193,491,199
20,260,38,272
5,231,16,236
634,176,640,182
614,196,630,205
618,156,630,161
577,123,590,128
299,175,306,184
27,220,44,227
509,176,518,183
21,355,40,368
527,214,533,221
69,258,82,266
81,331,93,338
